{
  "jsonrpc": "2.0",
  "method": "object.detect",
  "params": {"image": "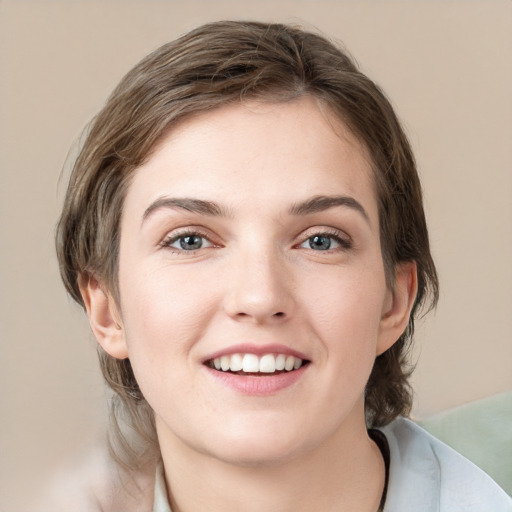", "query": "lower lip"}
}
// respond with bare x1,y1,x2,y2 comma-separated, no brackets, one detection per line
205,365,308,396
